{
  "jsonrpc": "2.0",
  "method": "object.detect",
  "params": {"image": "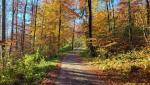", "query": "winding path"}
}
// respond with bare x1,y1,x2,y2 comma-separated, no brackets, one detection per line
55,53,105,85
